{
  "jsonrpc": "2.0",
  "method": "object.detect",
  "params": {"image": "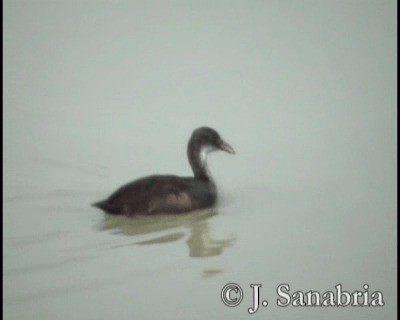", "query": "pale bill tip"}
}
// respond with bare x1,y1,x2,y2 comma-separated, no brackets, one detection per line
220,141,235,154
